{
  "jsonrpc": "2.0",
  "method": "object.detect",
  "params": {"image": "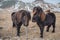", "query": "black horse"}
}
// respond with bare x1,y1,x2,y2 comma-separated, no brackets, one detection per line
11,10,31,36
32,6,56,38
